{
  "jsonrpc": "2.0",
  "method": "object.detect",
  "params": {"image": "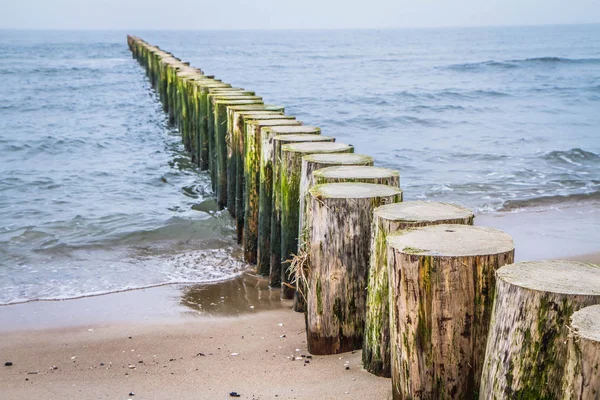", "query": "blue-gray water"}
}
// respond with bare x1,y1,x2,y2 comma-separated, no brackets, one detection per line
1,26,599,304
